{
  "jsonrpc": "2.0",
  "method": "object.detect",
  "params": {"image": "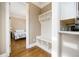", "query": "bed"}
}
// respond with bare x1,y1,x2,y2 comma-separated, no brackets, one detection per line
12,30,26,40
